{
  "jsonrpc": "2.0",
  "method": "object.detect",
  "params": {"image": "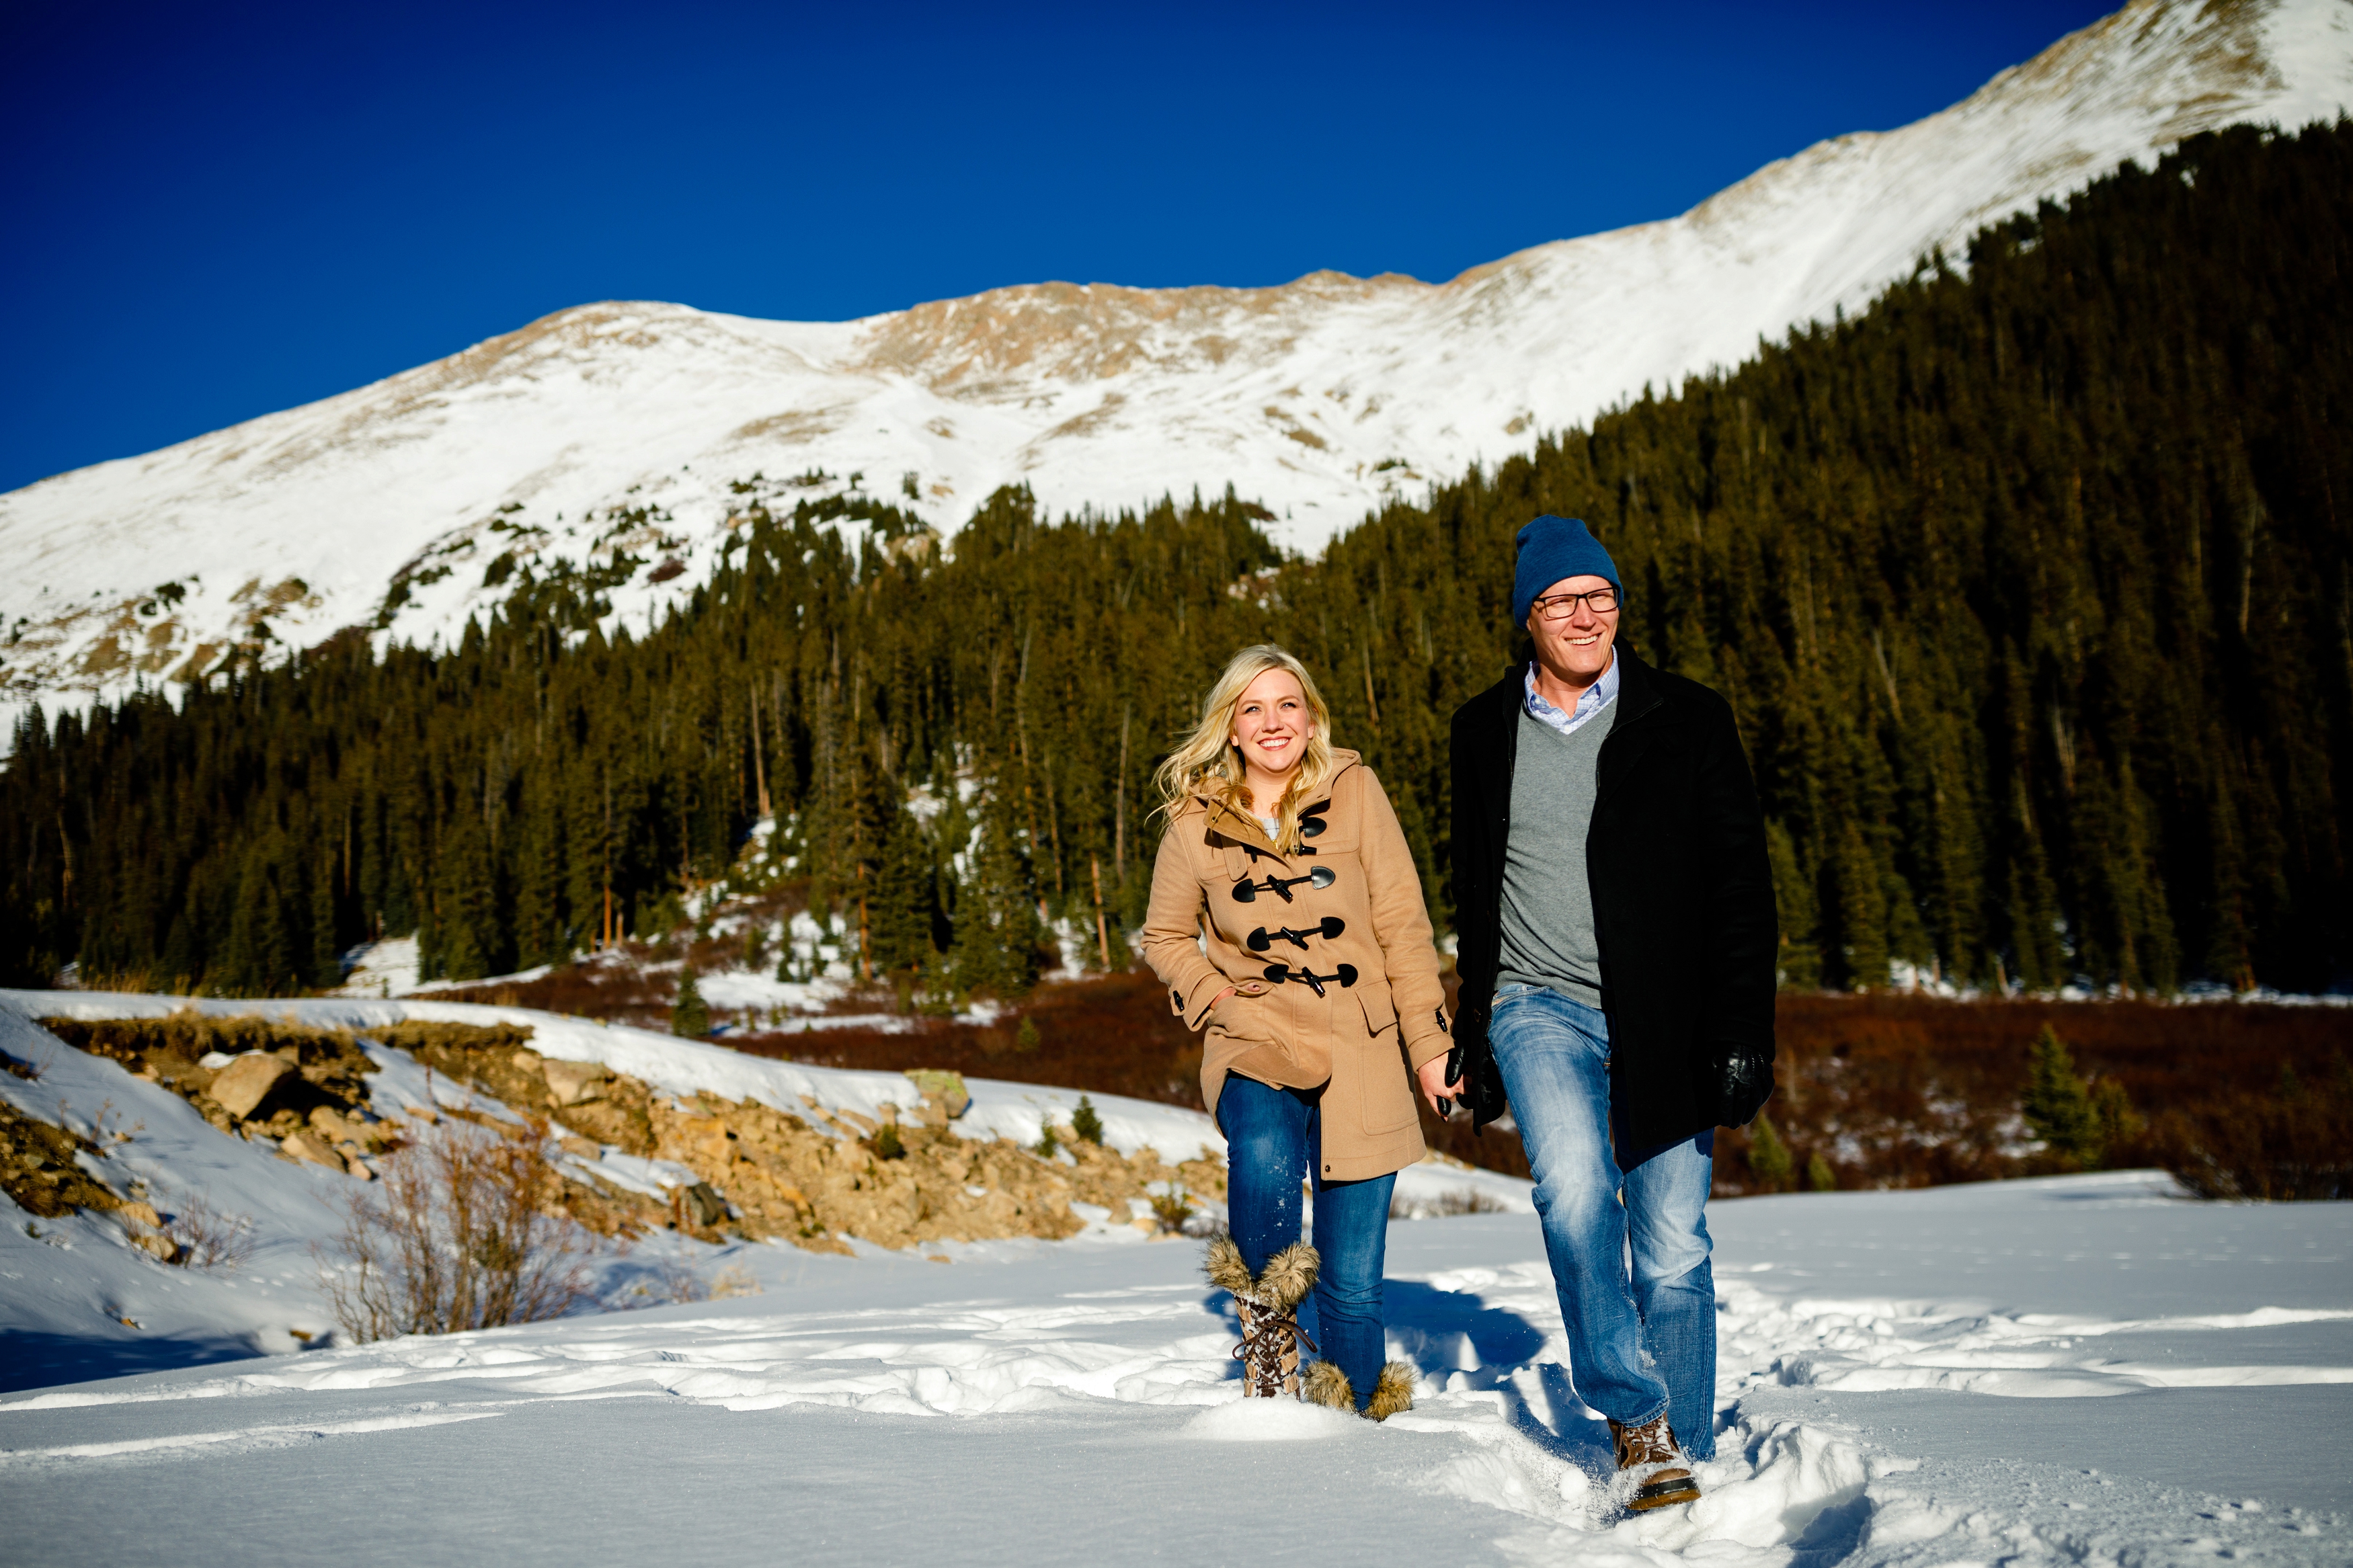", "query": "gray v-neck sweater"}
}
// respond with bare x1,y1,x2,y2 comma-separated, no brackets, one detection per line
1497,700,1616,1007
